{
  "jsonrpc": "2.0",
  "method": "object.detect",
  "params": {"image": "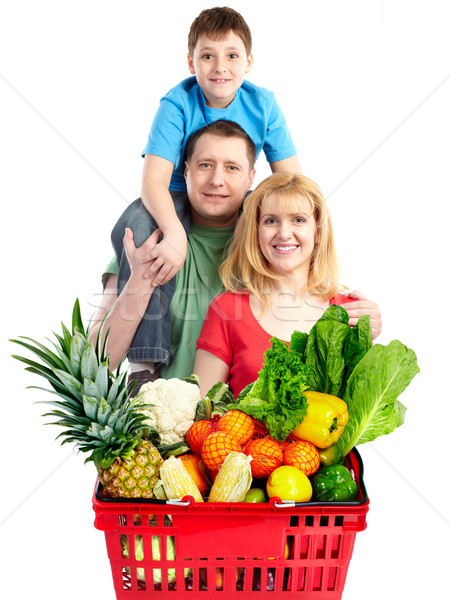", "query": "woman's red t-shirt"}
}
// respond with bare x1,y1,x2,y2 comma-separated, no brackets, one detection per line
196,292,354,397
